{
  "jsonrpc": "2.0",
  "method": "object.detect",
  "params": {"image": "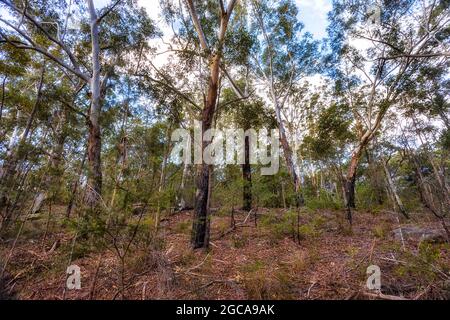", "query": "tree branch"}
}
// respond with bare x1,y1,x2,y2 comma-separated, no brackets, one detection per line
1,0,83,77
97,0,123,24
184,0,209,52
0,27,89,83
